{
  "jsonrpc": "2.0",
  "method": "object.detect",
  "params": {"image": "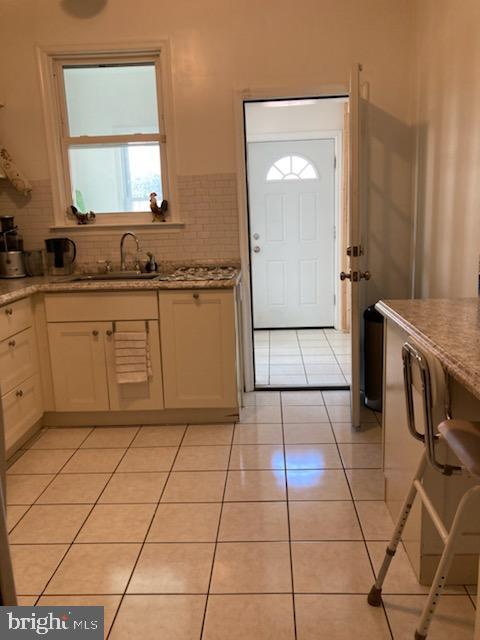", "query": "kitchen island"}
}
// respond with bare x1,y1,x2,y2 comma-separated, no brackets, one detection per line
377,298,480,637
